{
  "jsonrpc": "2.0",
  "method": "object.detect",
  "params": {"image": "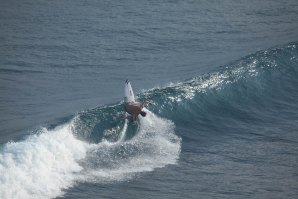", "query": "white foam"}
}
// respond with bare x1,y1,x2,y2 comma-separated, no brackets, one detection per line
165,59,261,102
75,109,181,183
117,119,127,142
0,124,89,199
0,110,181,199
